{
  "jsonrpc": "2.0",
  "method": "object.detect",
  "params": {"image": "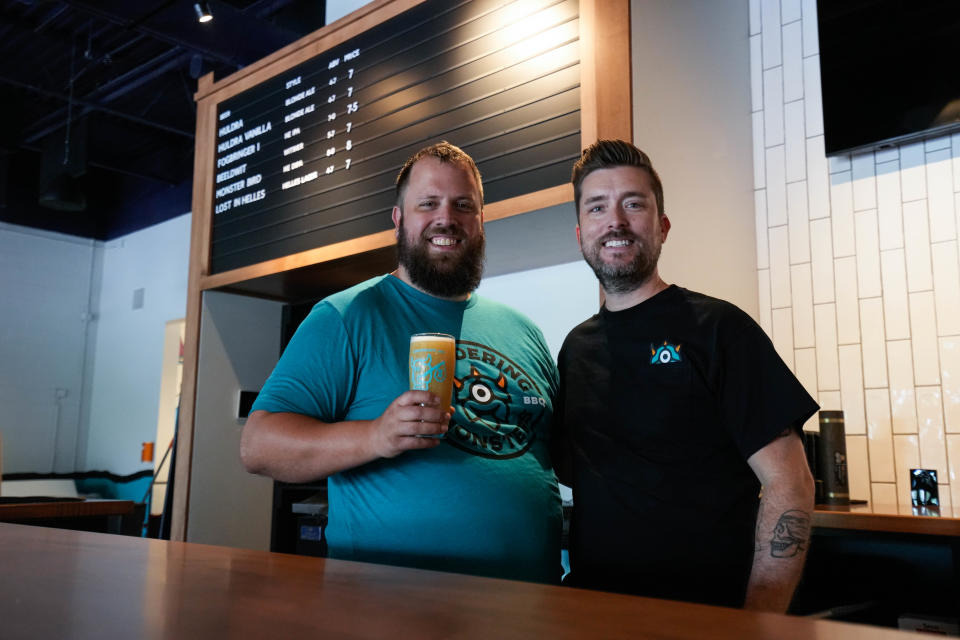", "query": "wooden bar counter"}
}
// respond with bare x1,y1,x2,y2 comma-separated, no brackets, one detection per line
0,522,925,639
814,502,960,537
